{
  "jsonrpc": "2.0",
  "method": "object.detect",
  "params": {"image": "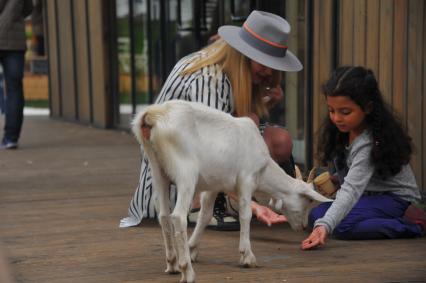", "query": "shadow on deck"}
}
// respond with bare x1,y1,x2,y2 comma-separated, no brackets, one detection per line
0,115,425,283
